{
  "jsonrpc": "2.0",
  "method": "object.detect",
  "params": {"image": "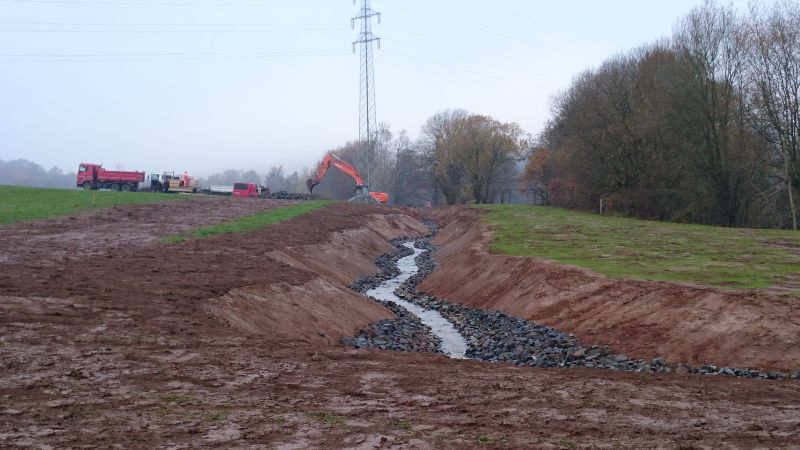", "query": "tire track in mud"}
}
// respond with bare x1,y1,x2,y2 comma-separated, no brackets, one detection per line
346,220,800,381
